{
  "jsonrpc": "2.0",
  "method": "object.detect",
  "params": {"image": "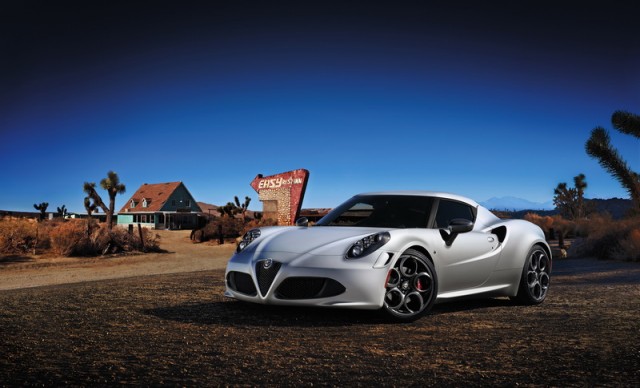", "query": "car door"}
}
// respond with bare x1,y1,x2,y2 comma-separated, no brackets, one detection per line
430,199,501,293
